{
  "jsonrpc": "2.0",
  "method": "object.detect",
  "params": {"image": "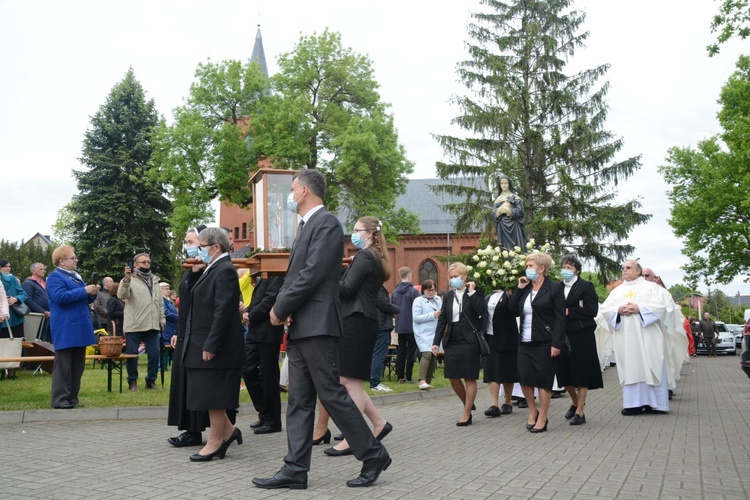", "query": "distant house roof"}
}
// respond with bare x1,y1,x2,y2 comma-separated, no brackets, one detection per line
394,178,486,234
24,233,53,248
